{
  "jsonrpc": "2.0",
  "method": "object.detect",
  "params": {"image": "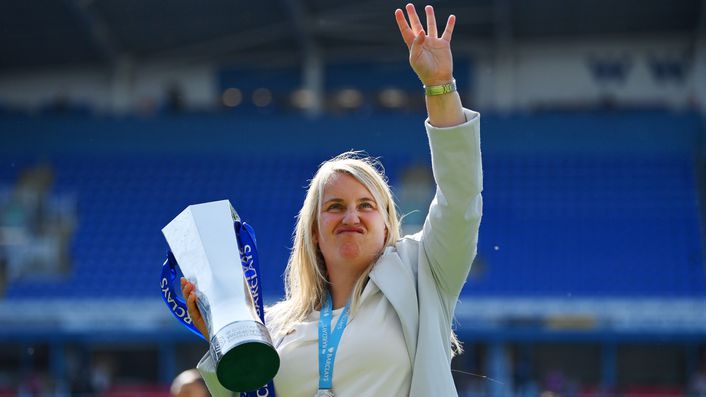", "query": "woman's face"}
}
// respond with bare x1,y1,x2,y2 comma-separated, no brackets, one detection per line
315,172,387,277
